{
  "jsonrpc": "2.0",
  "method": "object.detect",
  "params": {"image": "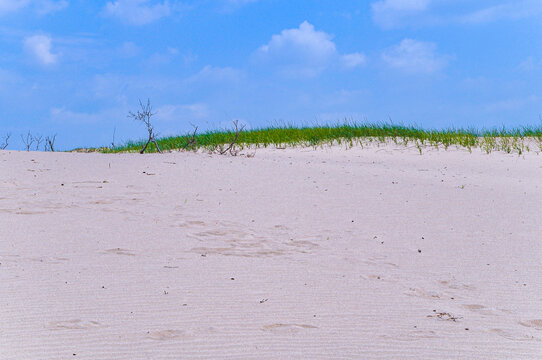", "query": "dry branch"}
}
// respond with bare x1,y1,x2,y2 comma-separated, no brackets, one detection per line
33,134,44,151
129,99,162,154
21,131,34,151
45,134,57,152
0,133,10,150
182,124,198,150
219,120,245,156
